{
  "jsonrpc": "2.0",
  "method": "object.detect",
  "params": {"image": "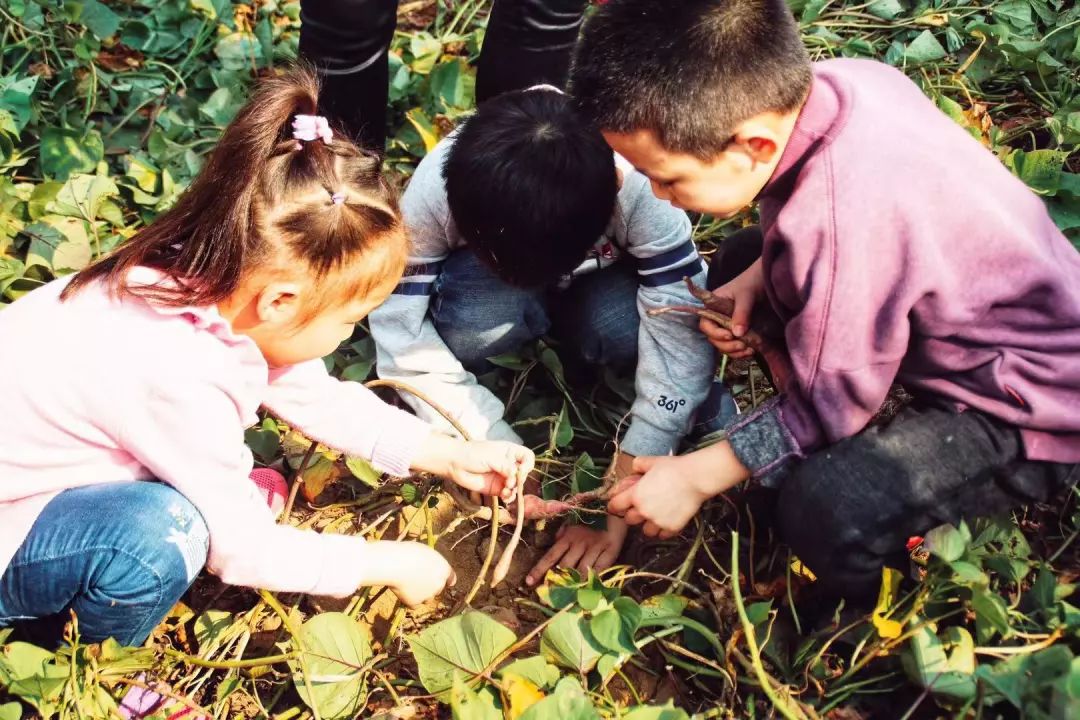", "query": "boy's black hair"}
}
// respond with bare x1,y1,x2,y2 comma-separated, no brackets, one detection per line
442,89,617,288
570,0,812,159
